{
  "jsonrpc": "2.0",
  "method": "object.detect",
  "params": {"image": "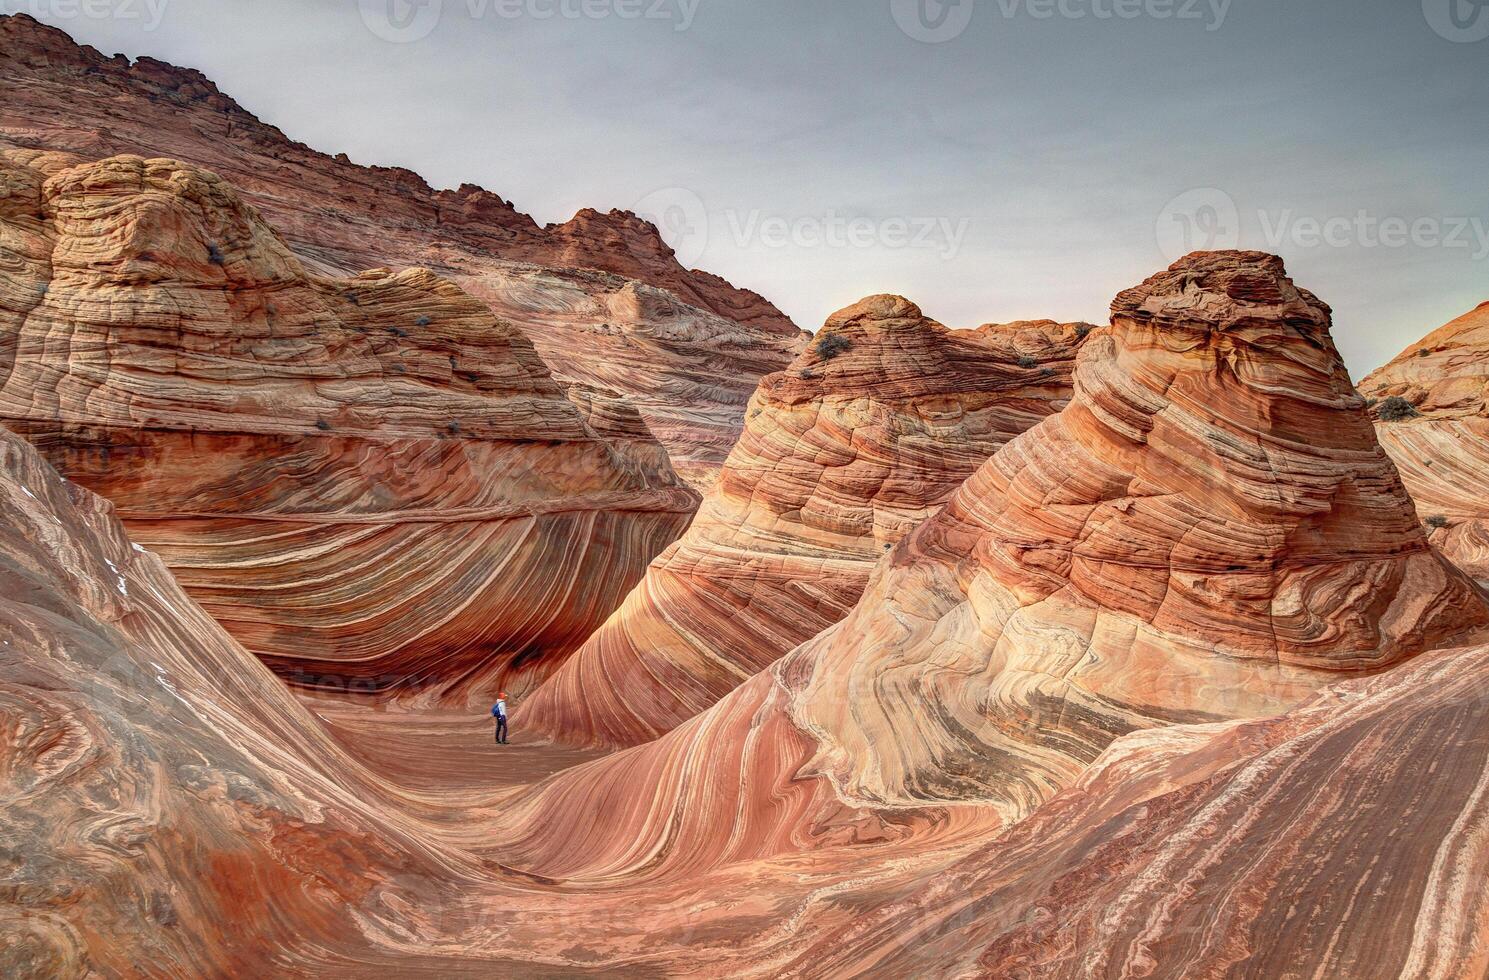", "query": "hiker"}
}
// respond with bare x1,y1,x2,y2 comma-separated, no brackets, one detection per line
492,693,509,744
